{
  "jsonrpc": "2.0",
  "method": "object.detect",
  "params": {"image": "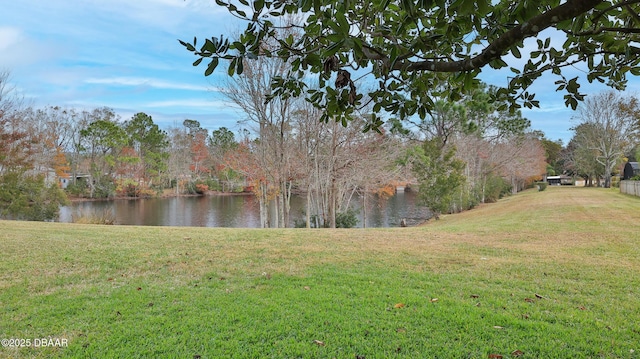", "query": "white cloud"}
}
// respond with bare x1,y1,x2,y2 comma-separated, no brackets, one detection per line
0,27,21,51
85,77,209,92
0,27,63,69
144,99,234,109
